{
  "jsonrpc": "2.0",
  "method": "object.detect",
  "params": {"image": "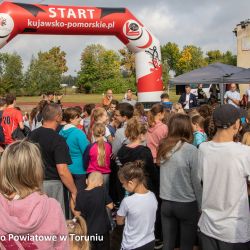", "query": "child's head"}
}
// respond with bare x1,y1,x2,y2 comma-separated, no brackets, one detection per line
125,117,147,142
191,115,205,132
63,107,81,126
83,103,95,117
242,132,250,146
0,97,6,110
213,104,241,137
147,103,164,127
134,103,145,117
198,104,213,119
118,161,146,193
0,140,43,198
67,216,89,250
86,172,104,187
92,107,108,124
172,103,185,114
157,113,193,161
93,122,106,138
108,100,119,113
117,103,134,122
